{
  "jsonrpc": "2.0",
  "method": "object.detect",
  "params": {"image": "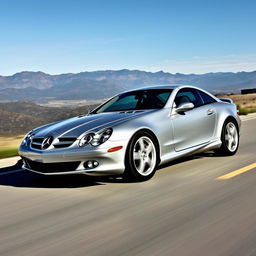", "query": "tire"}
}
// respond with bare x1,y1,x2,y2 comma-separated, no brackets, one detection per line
214,119,239,156
123,131,158,181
